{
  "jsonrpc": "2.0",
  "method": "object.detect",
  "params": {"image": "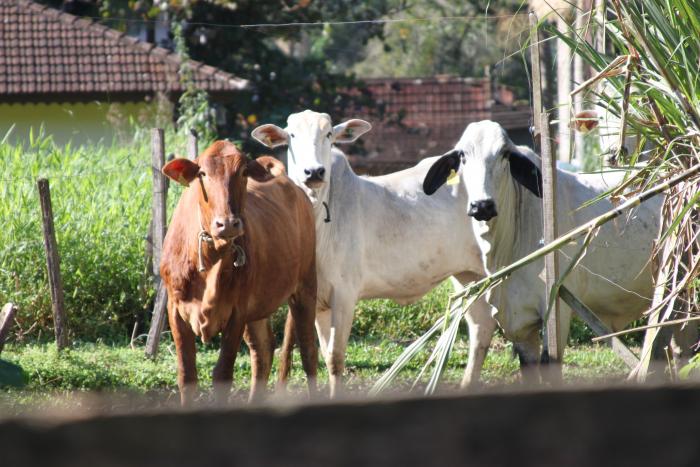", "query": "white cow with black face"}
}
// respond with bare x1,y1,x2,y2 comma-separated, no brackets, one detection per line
423,120,662,378
252,110,497,396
